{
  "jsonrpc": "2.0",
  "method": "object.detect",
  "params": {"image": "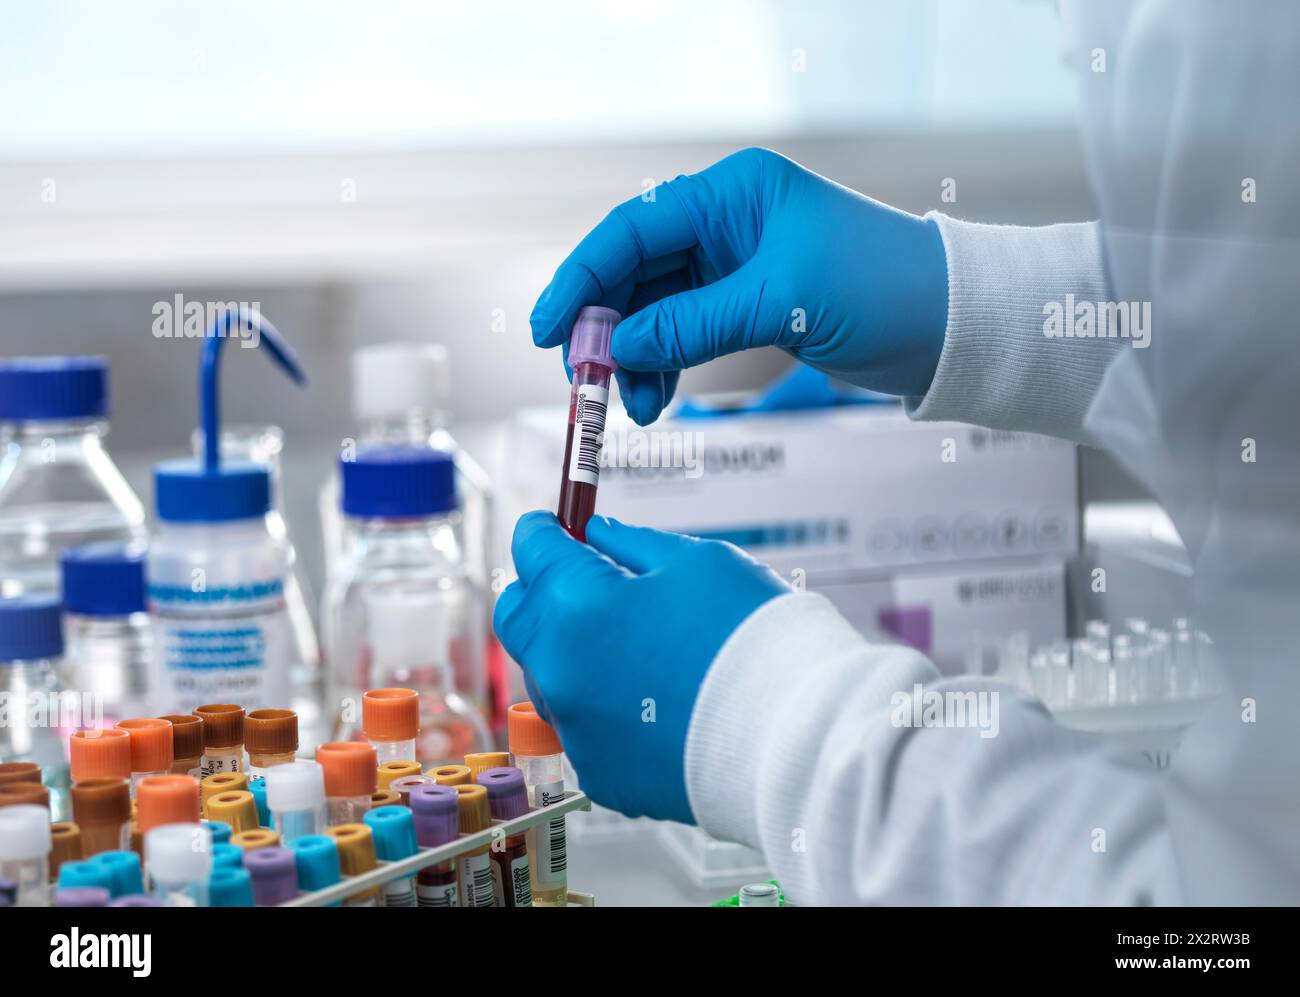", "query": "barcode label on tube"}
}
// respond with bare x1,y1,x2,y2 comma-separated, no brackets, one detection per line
534,780,567,885
460,852,495,908
568,384,609,486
